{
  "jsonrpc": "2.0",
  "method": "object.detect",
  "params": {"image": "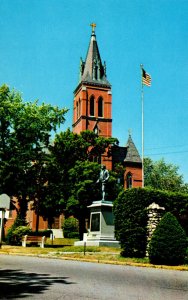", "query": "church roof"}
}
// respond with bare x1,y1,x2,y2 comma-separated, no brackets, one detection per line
111,134,142,166
124,134,142,163
79,26,111,87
